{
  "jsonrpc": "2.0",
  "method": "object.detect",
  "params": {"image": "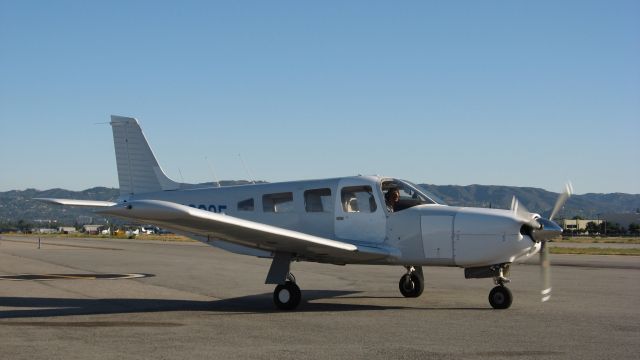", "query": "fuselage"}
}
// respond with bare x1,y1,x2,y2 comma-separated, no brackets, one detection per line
124,175,540,268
